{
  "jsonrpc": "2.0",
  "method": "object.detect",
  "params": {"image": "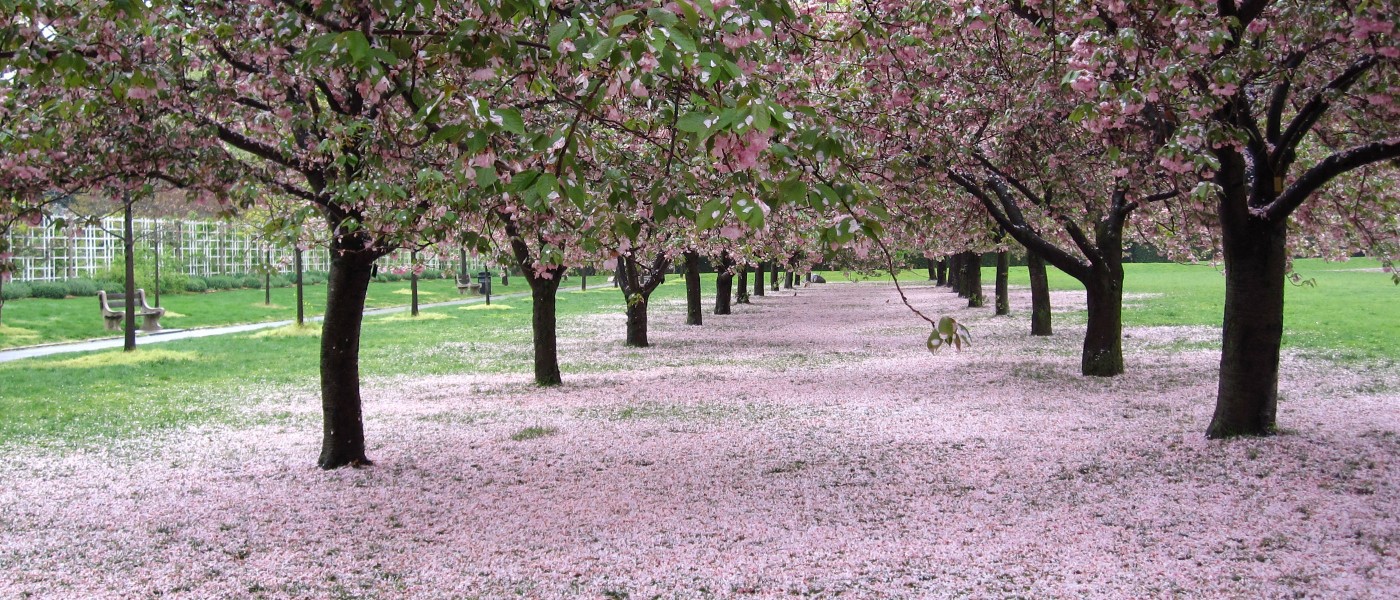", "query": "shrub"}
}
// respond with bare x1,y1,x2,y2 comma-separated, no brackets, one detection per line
184,277,208,293
64,279,101,297
269,275,290,288
30,281,69,299
95,248,189,295
1,281,33,301
381,272,403,282
239,274,263,289
303,271,328,285
205,275,236,290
